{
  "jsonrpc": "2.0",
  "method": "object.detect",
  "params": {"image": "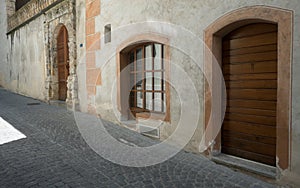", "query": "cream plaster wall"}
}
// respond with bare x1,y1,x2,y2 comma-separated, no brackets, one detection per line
0,1,9,88
76,0,87,112
83,0,300,183
290,8,300,183
0,1,46,100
